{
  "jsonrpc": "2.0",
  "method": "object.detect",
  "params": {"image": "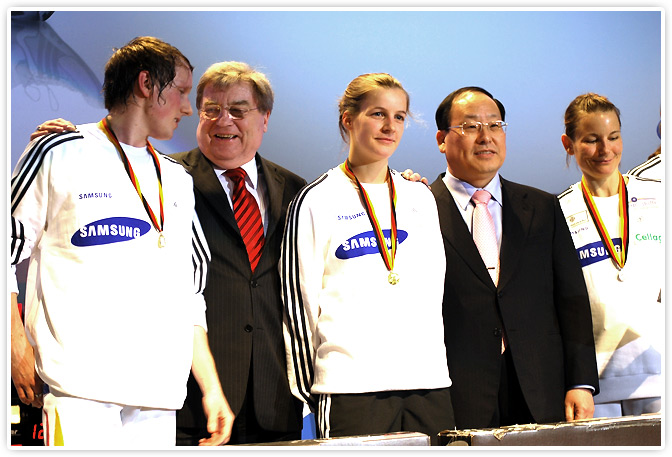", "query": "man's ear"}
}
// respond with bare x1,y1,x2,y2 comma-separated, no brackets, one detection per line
261,110,270,133
137,70,153,98
436,130,447,153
